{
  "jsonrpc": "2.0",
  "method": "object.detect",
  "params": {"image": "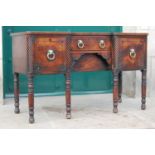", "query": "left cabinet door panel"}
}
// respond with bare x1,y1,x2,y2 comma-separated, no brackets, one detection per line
34,36,67,74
